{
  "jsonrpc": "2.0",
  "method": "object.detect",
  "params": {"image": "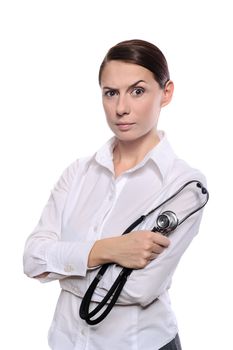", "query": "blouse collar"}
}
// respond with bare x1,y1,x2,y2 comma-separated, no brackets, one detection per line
95,131,177,180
